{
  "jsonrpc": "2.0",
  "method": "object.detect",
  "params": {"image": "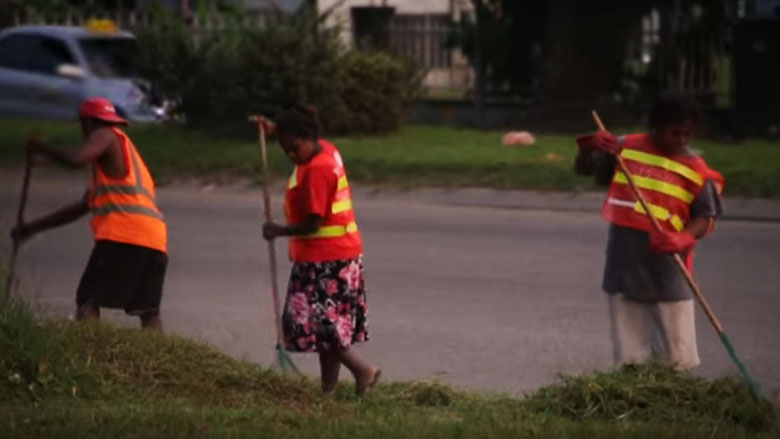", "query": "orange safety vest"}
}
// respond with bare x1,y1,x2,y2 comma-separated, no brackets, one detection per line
602,134,725,234
88,127,167,253
285,140,362,263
